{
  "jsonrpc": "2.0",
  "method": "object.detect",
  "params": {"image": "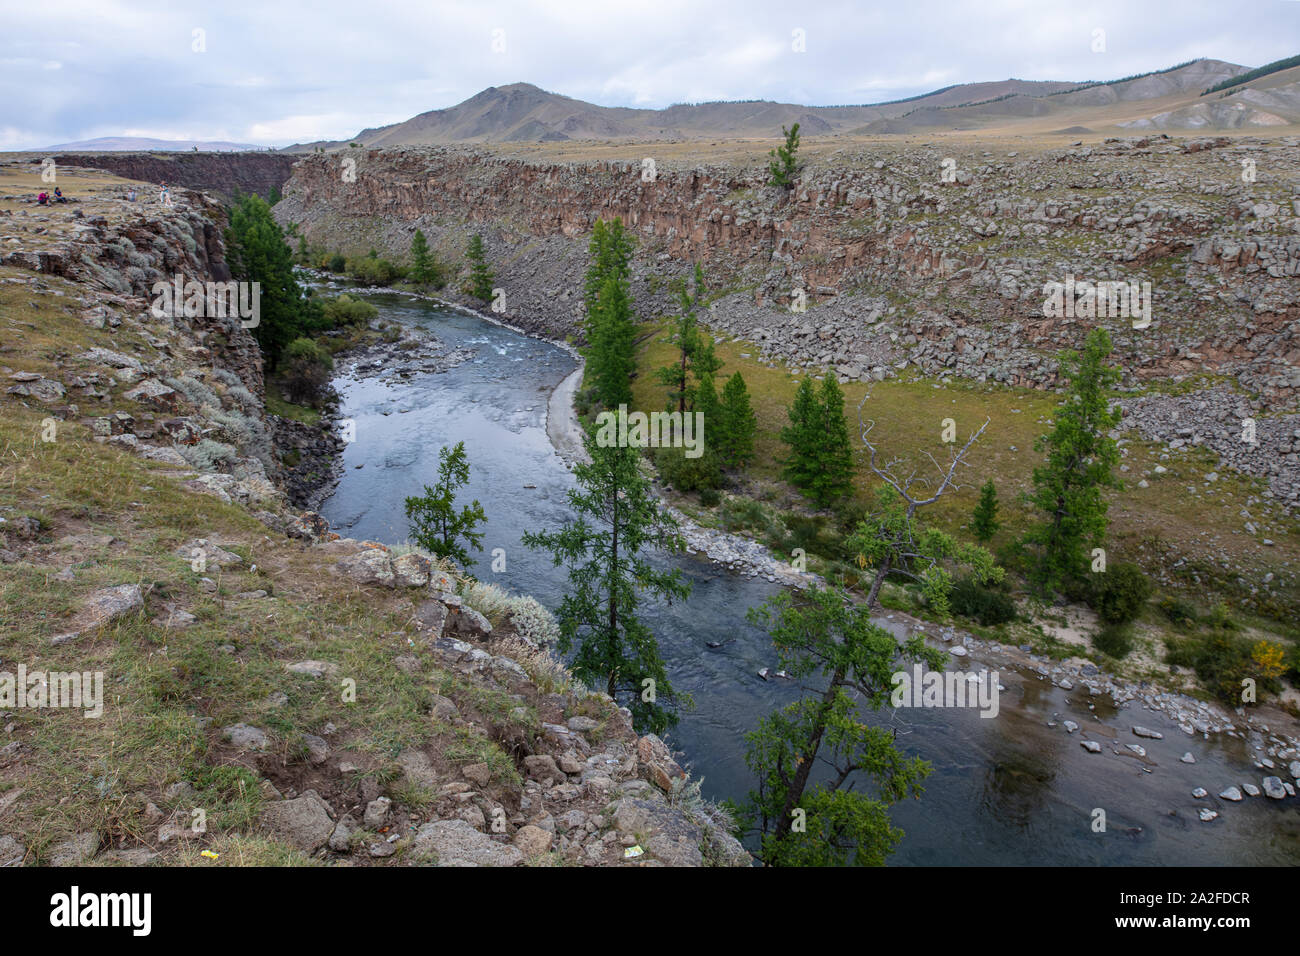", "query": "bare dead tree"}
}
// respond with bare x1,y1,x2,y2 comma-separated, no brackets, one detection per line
853,395,991,608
